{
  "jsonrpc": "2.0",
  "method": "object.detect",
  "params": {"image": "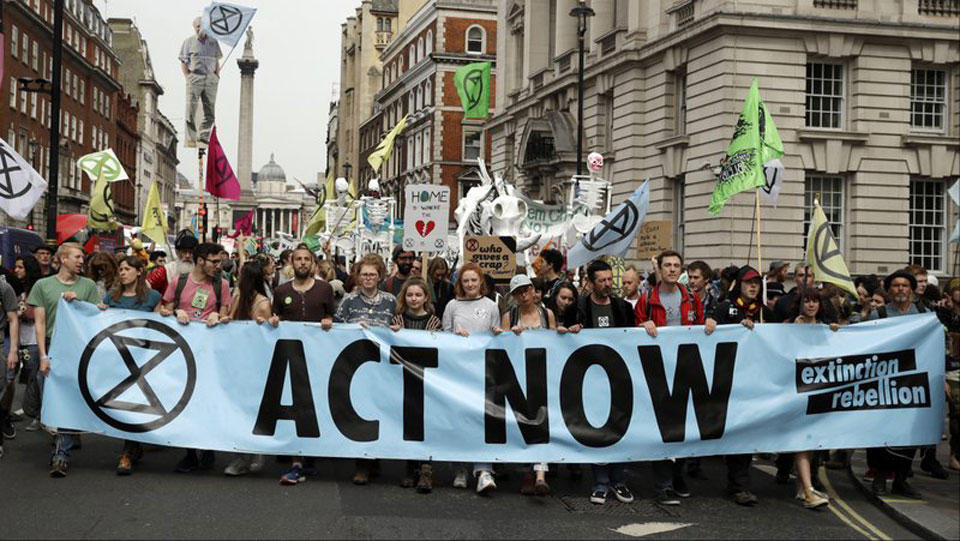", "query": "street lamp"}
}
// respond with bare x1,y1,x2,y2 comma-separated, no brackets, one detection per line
570,0,594,177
